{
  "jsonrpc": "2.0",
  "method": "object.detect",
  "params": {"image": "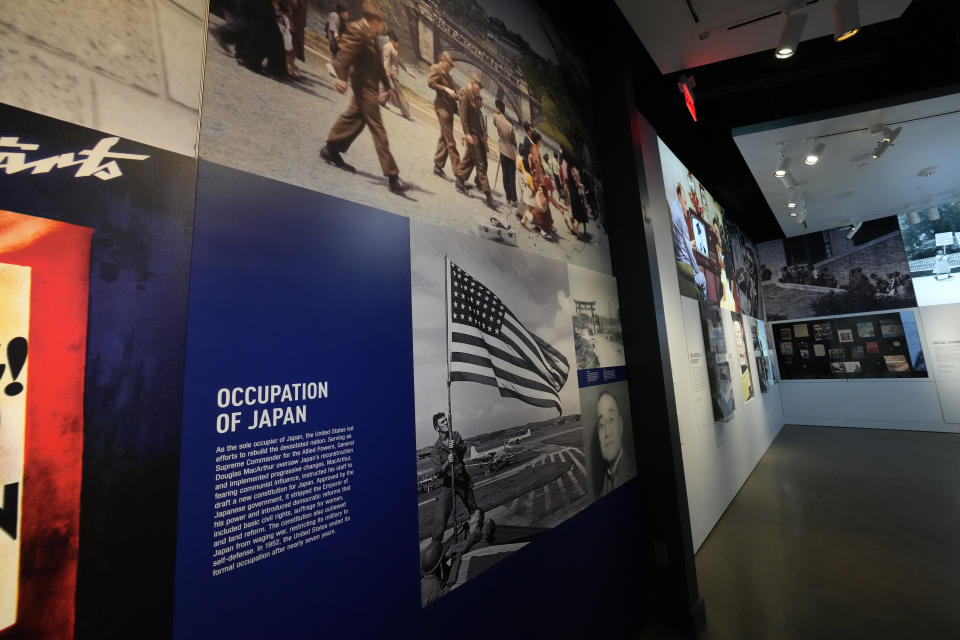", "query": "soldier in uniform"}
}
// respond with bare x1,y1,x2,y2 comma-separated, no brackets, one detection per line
427,52,460,178
319,0,408,195
429,411,484,544
454,74,496,210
